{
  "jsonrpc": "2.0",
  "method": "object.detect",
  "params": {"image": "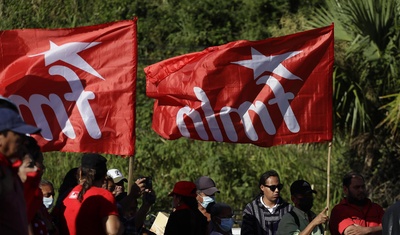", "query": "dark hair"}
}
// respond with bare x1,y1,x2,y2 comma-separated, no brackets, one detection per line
343,172,364,187
58,167,79,197
25,136,42,161
259,170,280,186
77,167,96,202
40,179,54,188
